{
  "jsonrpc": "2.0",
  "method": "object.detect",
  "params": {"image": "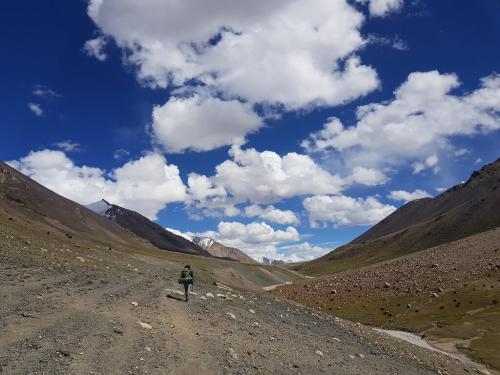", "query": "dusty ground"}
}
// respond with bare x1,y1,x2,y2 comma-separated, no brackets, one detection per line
1,221,495,374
